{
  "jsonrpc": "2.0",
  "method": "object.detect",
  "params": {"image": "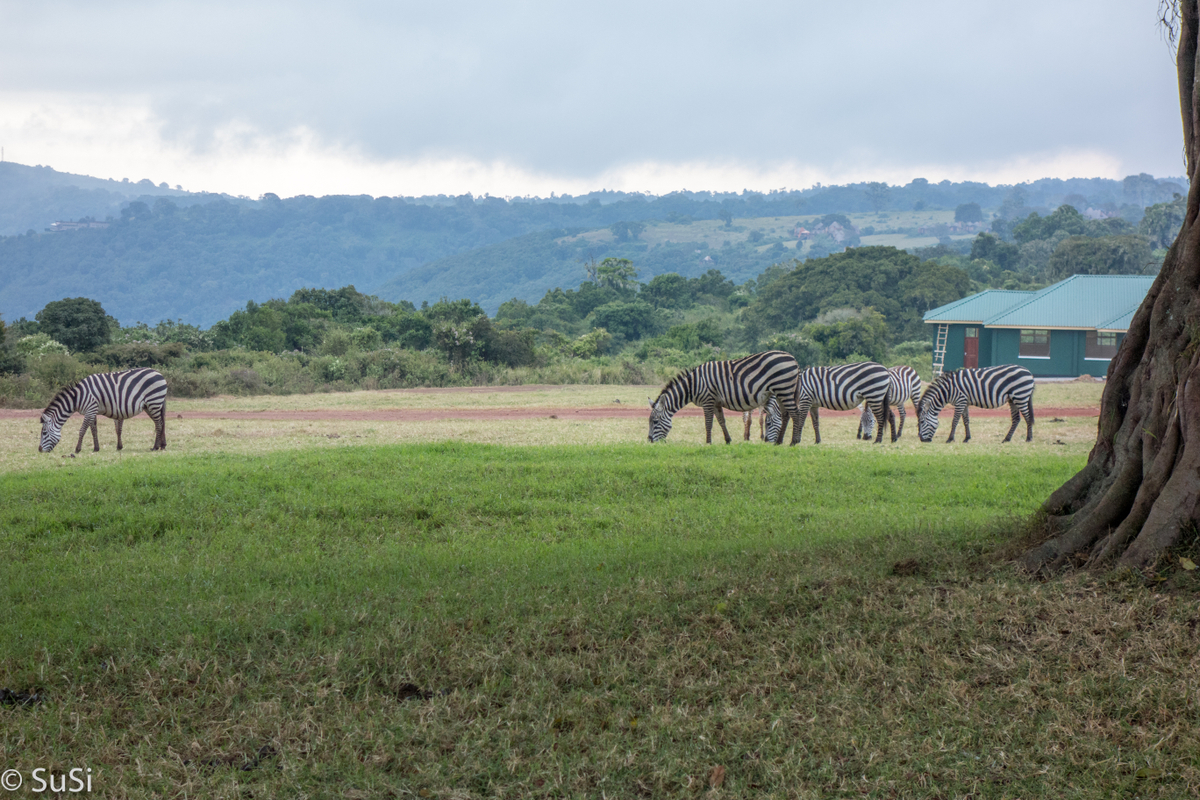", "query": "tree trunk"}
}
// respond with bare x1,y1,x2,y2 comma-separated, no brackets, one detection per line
1021,0,1200,573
